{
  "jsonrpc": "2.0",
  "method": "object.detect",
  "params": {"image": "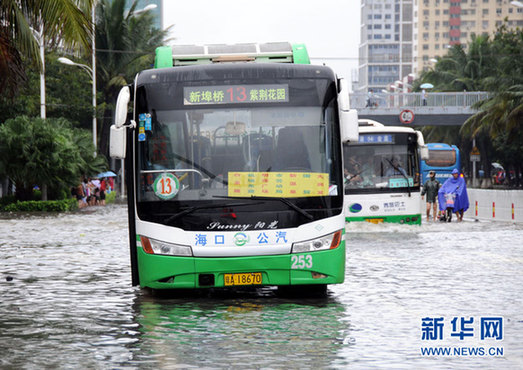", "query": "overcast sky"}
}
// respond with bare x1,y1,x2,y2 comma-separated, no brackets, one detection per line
162,0,361,86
